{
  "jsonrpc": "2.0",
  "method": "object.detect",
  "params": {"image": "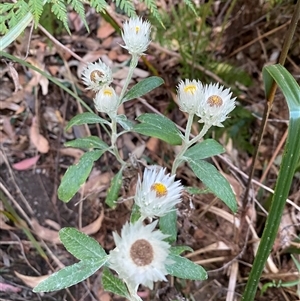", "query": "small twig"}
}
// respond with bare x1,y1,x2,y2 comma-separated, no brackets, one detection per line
38,24,86,64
